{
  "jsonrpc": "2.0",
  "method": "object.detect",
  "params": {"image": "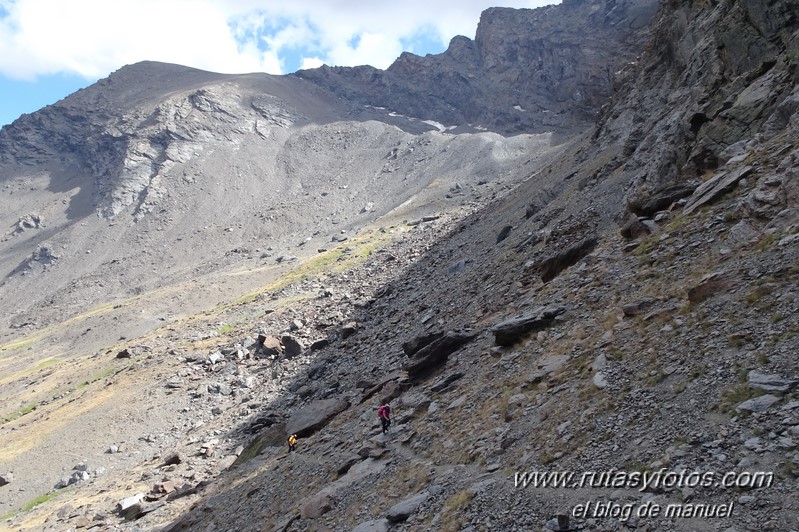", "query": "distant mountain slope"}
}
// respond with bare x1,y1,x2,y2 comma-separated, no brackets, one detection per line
0,59,557,347
295,0,658,135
